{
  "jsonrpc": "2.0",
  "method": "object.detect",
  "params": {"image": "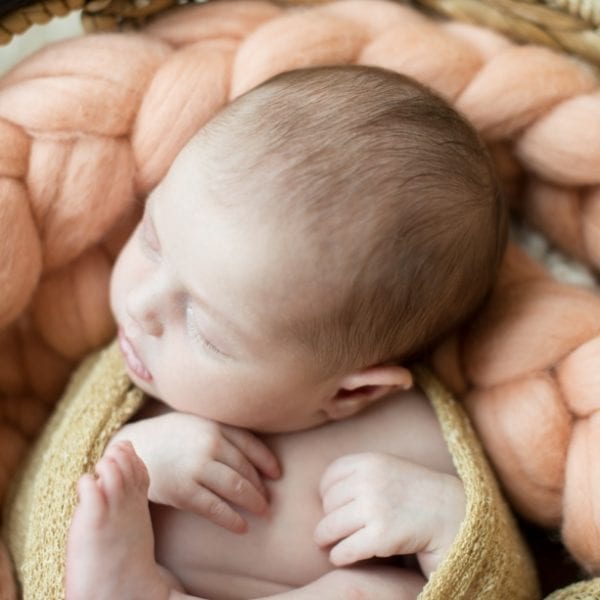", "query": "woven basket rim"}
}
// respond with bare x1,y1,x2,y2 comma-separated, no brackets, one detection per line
2,0,600,69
